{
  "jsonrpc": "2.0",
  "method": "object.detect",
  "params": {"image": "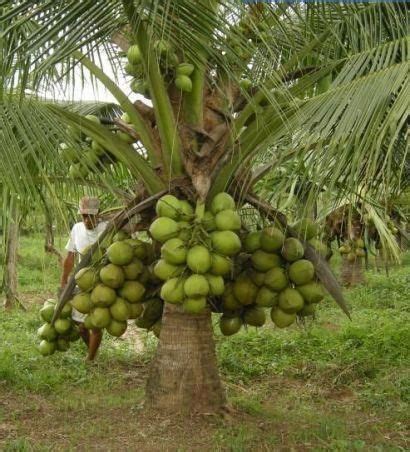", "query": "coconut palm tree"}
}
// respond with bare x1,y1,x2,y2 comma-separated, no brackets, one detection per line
0,1,407,413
